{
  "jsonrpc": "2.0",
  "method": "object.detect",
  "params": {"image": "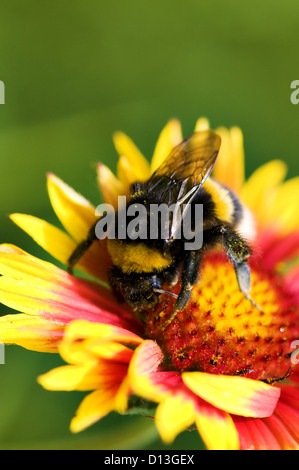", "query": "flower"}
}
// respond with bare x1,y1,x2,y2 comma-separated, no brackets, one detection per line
1,117,299,449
